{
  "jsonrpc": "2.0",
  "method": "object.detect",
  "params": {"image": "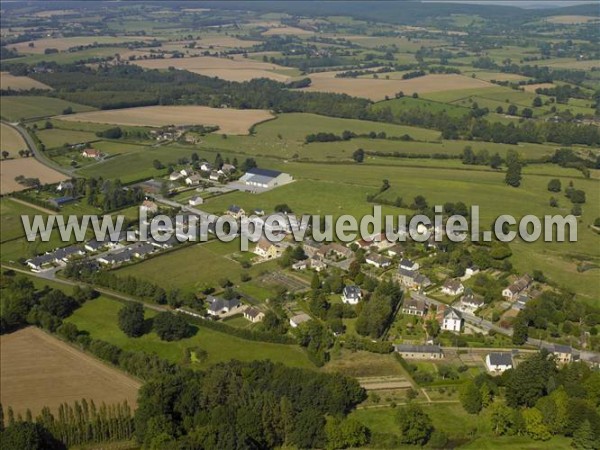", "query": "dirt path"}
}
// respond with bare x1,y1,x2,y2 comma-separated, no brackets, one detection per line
10,197,57,215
